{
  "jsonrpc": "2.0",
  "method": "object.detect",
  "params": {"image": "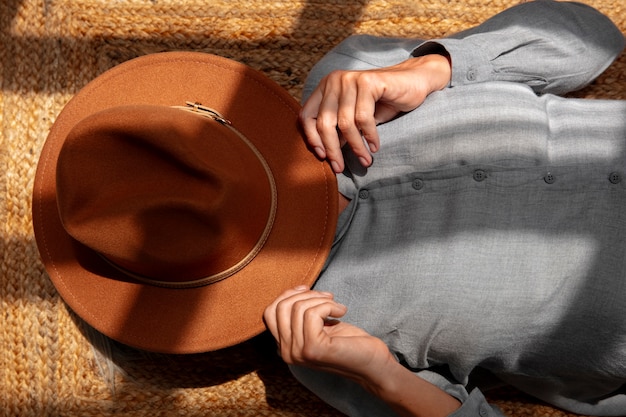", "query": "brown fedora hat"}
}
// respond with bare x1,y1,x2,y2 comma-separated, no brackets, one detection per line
32,52,338,354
